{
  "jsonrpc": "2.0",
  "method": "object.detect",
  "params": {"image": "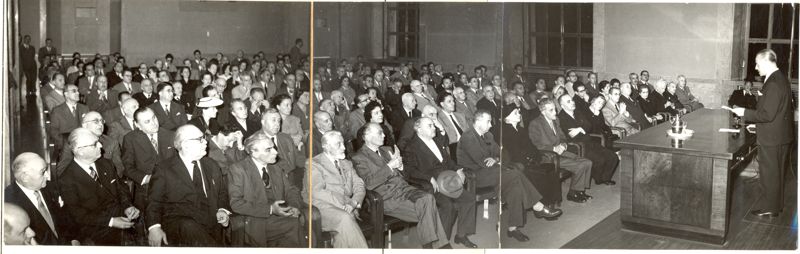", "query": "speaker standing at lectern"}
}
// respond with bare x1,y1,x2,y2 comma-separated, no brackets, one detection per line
731,49,794,218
